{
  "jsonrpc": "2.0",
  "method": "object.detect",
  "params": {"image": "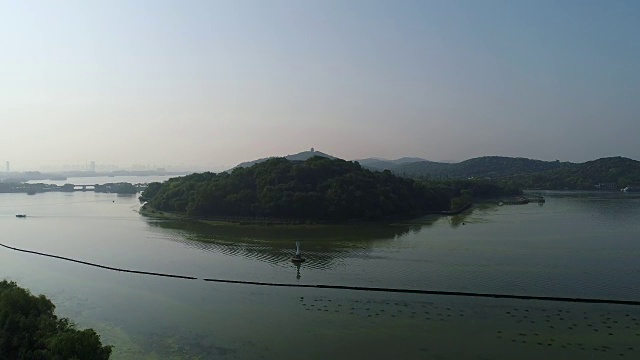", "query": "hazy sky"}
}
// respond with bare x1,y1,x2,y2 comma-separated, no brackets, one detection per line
1,0,639,170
